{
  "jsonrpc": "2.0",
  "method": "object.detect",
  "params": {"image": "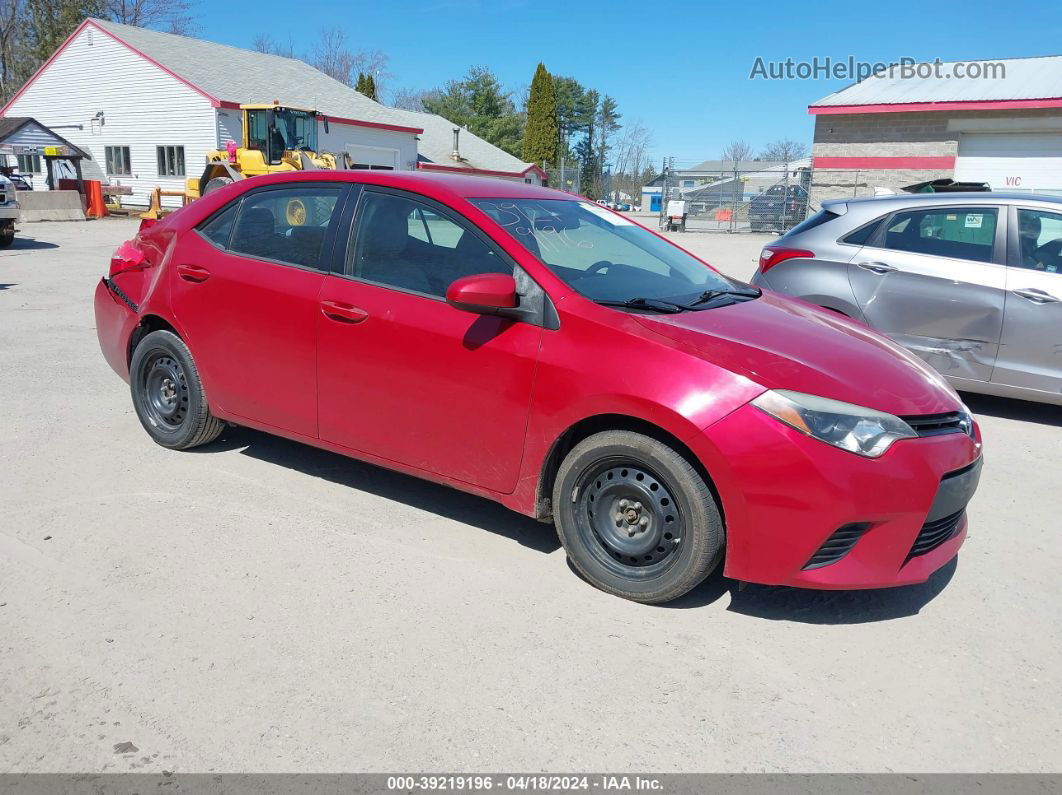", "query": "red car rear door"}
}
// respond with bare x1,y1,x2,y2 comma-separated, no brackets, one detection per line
316,187,544,494
171,183,348,437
